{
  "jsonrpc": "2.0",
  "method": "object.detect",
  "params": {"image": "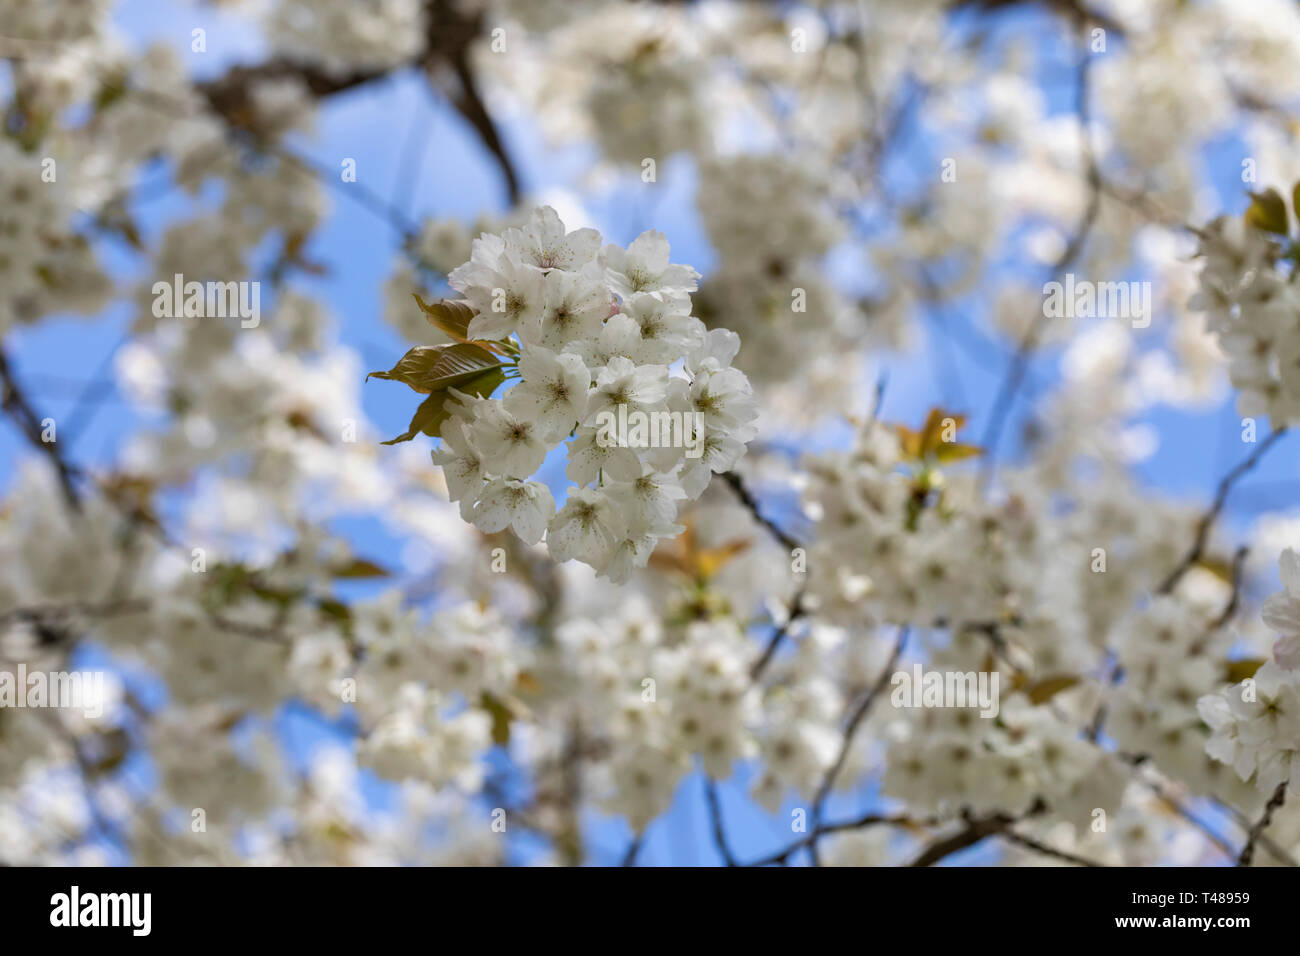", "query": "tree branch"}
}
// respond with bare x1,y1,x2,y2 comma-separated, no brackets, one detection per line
749,587,807,681
807,627,909,864
908,800,1047,866
192,0,523,207
1000,829,1104,867
908,811,1019,867
704,777,738,867
1156,428,1288,595
721,470,802,553
1238,780,1288,867
743,811,941,867
0,348,83,510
